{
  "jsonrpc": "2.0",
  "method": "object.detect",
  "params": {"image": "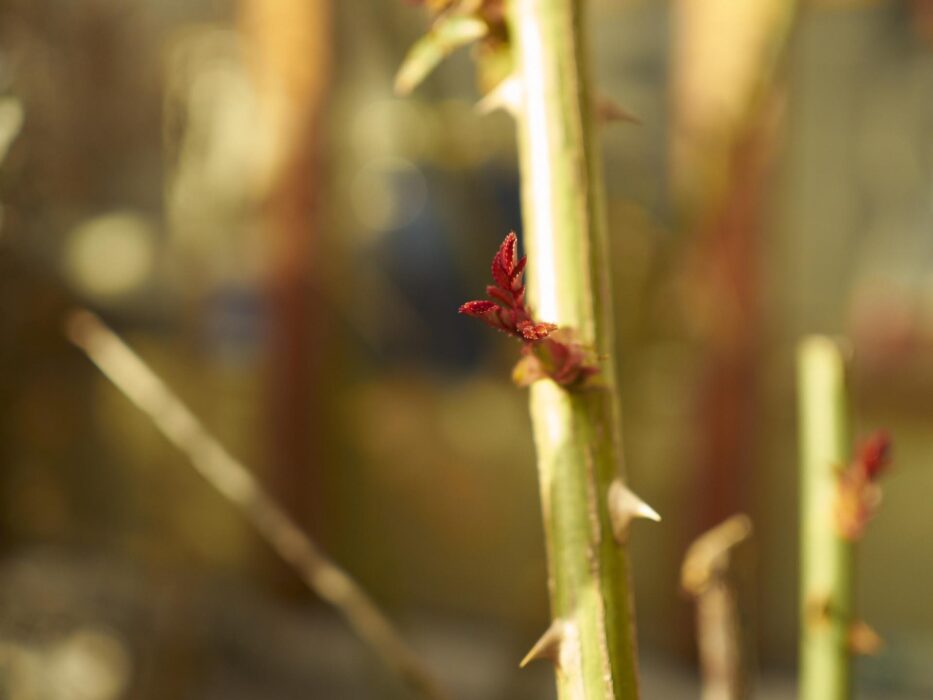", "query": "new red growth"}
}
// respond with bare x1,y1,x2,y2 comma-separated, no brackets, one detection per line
459,232,597,387
856,430,892,481
459,232,555,340
836,430,893,540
